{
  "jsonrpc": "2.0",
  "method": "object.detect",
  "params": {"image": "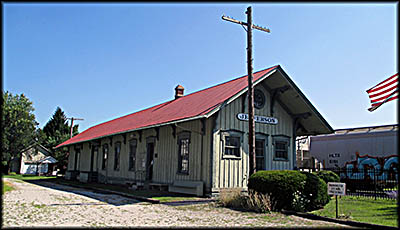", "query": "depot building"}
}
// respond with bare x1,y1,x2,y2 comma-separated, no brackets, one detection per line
56,65,333,196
